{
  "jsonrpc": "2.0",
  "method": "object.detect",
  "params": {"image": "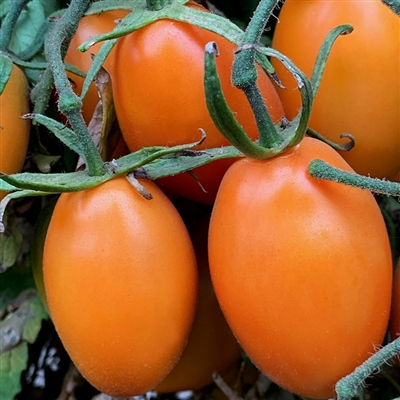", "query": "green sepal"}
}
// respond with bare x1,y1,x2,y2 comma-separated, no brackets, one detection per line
0,137,241,195
310,24,354,100
204,42,313,160
0,53,13,95
28,113,86,162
